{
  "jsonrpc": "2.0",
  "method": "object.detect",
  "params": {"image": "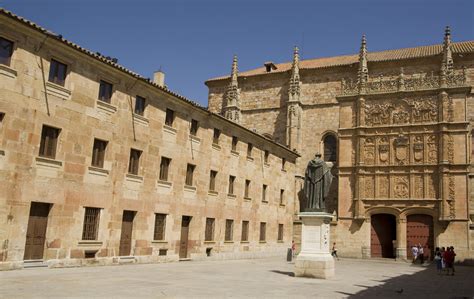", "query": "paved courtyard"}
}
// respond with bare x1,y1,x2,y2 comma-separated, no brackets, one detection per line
0,257,473,298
